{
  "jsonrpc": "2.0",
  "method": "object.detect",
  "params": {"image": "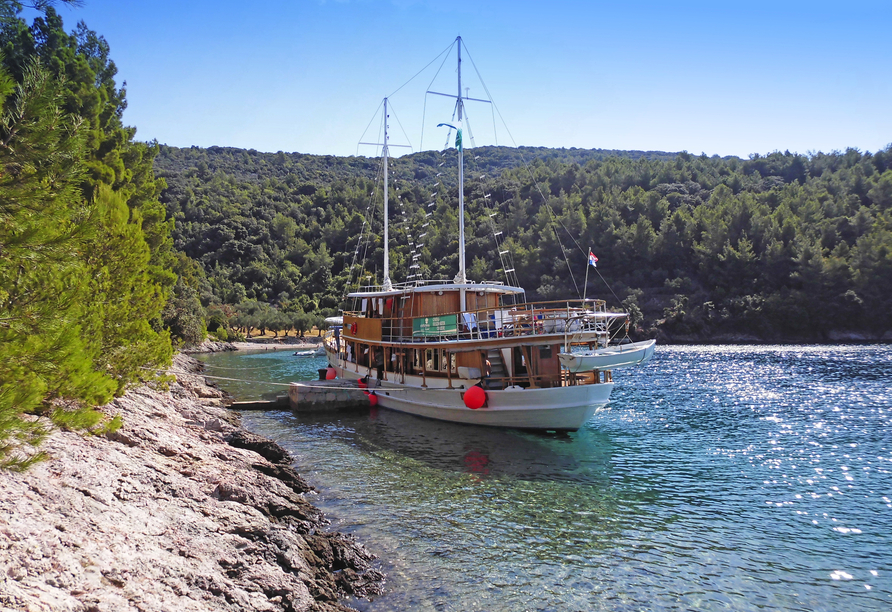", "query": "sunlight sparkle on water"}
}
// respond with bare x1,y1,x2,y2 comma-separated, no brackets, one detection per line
205,345,892,611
